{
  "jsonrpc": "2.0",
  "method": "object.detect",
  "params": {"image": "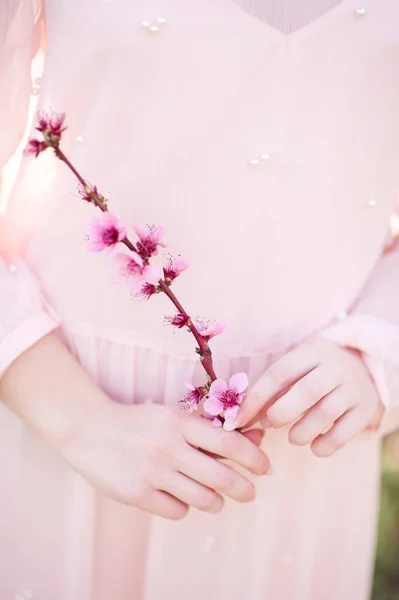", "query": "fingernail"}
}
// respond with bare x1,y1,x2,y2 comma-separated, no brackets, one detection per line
261,415,273,428
223,421,237,432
